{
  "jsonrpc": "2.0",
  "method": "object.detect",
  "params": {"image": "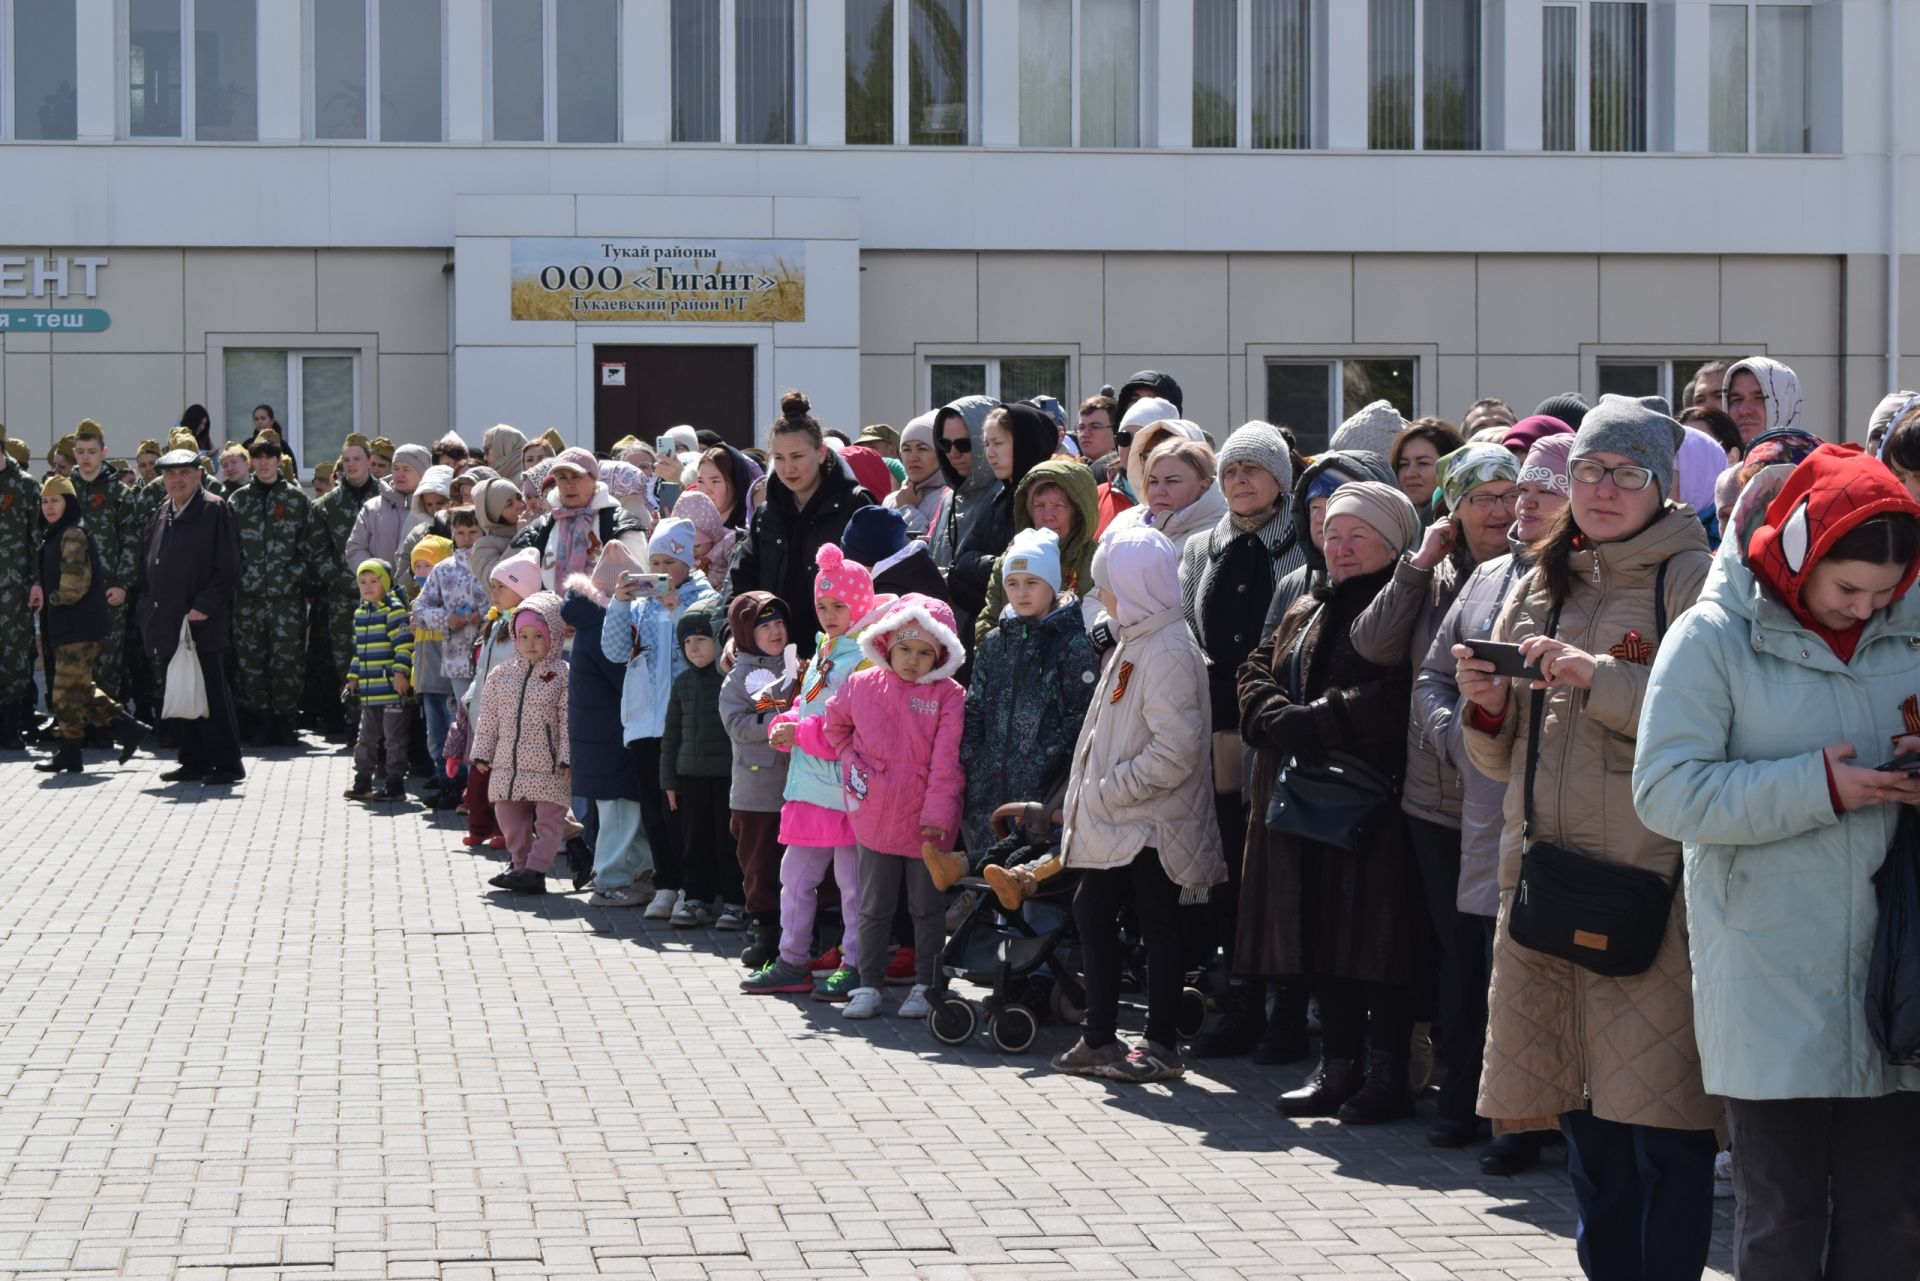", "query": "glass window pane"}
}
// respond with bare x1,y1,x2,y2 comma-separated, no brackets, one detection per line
1542,5,1576,150
13,0,77,140
380,0,443,142
736,0,795,144
557,0,618,141
312,0,366,140
490,0,544,141
302,356,358,467
1080,0,1139,148
1423,0,1479,150
1192,0,1234,147
128,0,183,137
1343,359,1416,421
1708,5,1747,151
930,363,987,407
999,358,1069,406
224,351,288,447
1266,361,1334,454
1021,0,1070,147
1590,1,1646,153
1252,0,1311,150
845,0,893,144
909,0,968,145
1367,0,1413,150
194,0,257,141
1597,361,1661,399
671,0,720,142
1755,5,1809,154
